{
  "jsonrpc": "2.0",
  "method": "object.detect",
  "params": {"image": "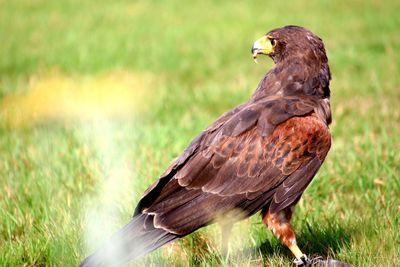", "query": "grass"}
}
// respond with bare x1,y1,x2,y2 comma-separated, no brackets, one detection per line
0,0,399,266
